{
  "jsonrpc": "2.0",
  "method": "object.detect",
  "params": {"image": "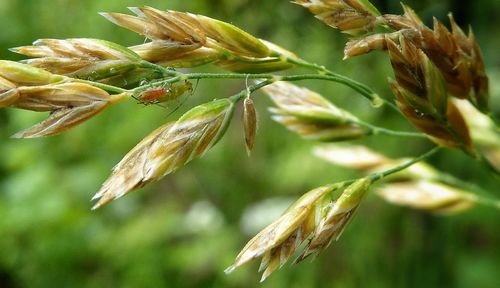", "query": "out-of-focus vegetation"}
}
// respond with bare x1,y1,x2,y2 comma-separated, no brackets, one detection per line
0,0,499,287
